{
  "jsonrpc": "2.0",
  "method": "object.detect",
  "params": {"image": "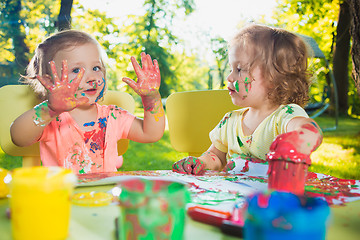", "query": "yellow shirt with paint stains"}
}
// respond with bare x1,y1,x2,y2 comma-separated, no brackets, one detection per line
209,104,309,161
